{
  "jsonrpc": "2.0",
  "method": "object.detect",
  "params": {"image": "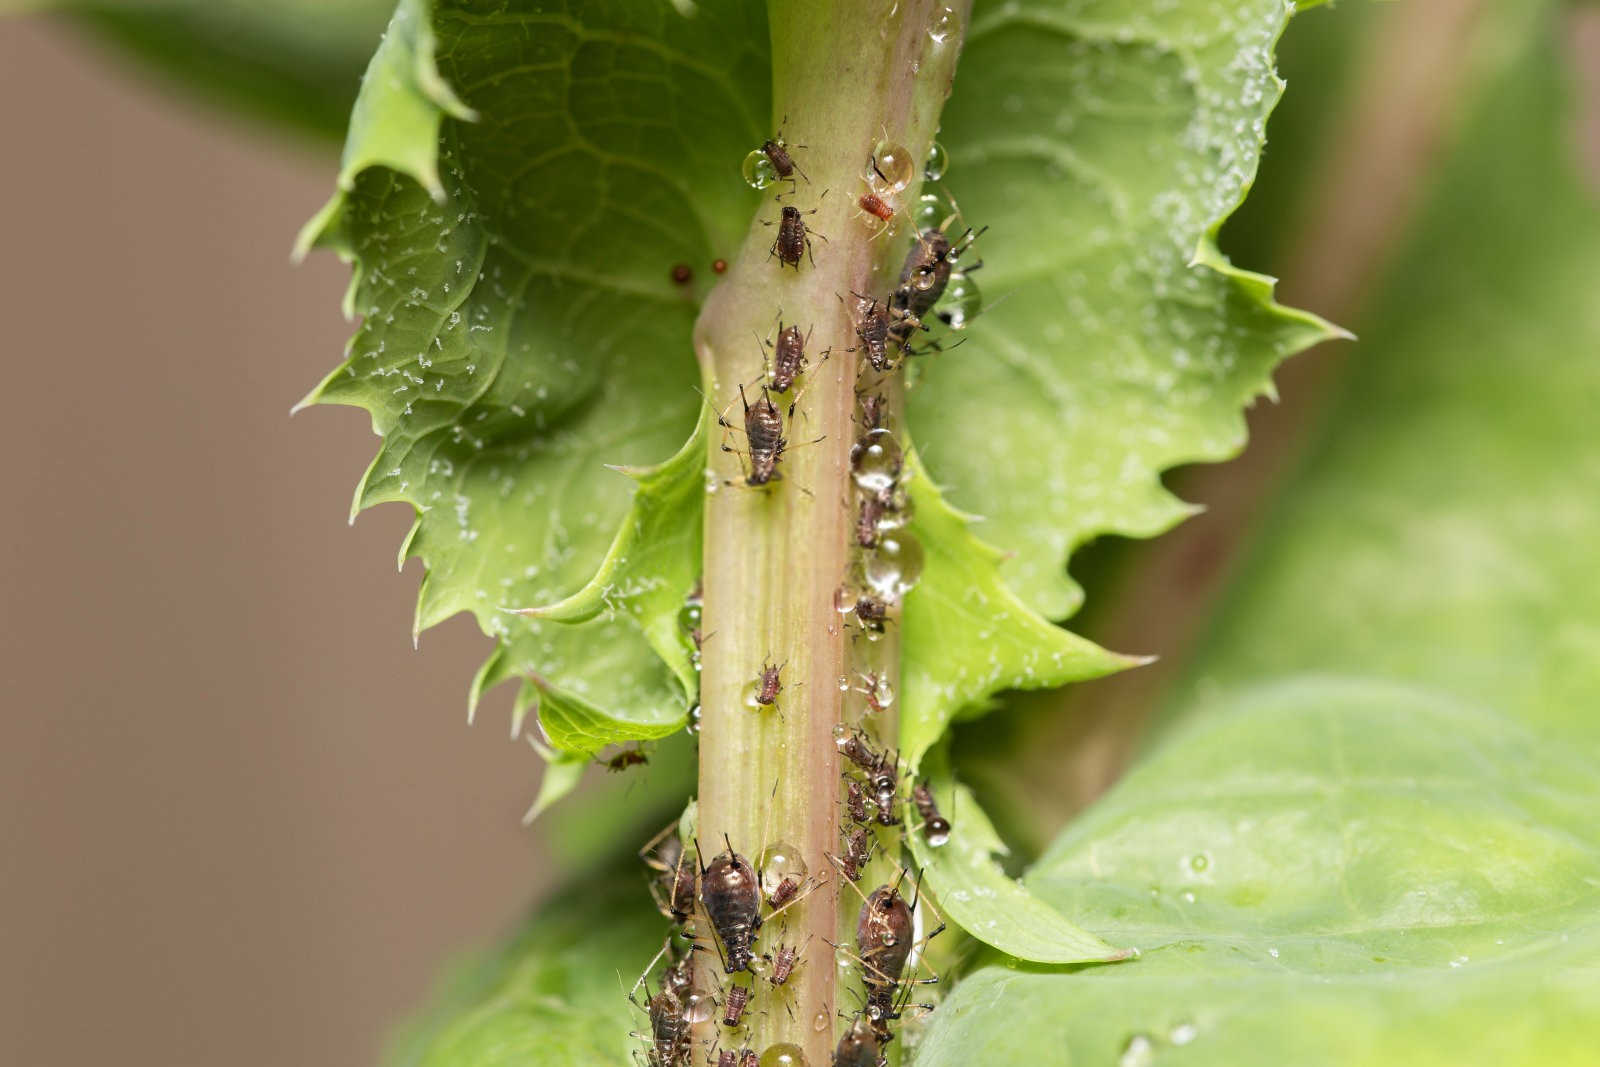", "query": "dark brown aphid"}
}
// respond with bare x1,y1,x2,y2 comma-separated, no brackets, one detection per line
845,780,871,825
850,293,894,372
604,746,649,772
762,120,808,185
837,728,887,778
769,204,822,270
857,392,888,433
755,660,785,707
912,782,951,844
700,841,763,973
857,883,916,996
721,983,750,1028
671,263,693,285
894,224,986,322
769,322,809,394
833,1016,885,1067
712,258,728,274
720,384,788,487
871,784,901,828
